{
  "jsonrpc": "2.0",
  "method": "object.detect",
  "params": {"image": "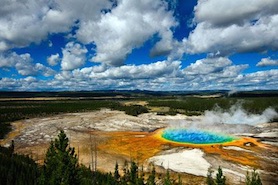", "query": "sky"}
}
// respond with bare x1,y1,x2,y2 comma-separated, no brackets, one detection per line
0,0,278,91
